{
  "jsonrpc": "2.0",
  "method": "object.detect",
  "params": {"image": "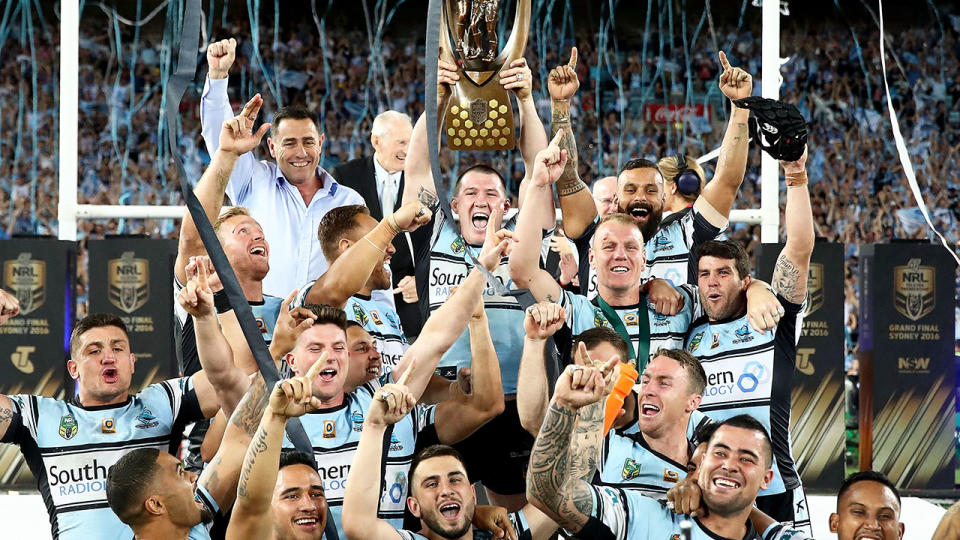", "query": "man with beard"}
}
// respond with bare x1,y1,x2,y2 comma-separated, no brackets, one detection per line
345,322,383,391
681,148,814,532
292,201,431,374
548,50,754,294
342,379,558,540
